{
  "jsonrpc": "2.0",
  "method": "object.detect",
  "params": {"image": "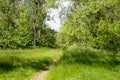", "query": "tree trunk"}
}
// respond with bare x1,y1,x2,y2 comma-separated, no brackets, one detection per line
33,0,38,47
